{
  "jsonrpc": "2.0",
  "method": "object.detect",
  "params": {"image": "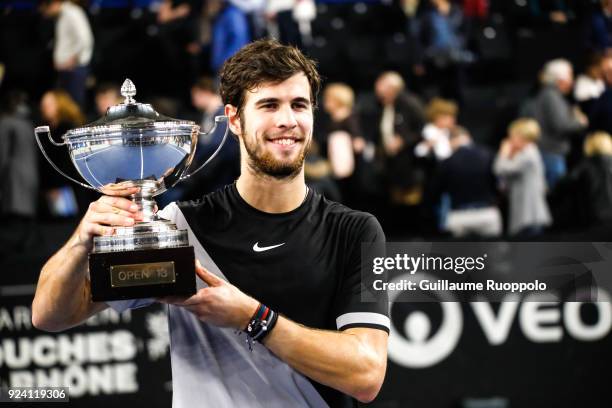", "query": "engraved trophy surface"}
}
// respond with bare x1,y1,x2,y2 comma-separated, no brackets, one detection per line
34,79,229,301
